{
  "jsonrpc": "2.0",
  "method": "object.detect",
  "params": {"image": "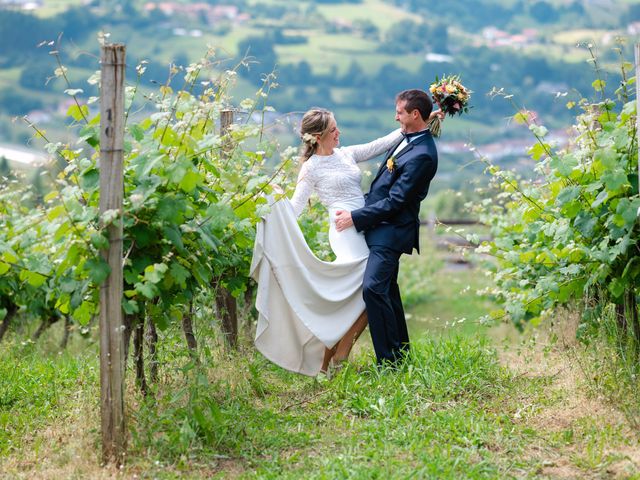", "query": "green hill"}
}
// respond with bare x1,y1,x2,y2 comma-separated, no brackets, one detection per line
1,0,639,194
